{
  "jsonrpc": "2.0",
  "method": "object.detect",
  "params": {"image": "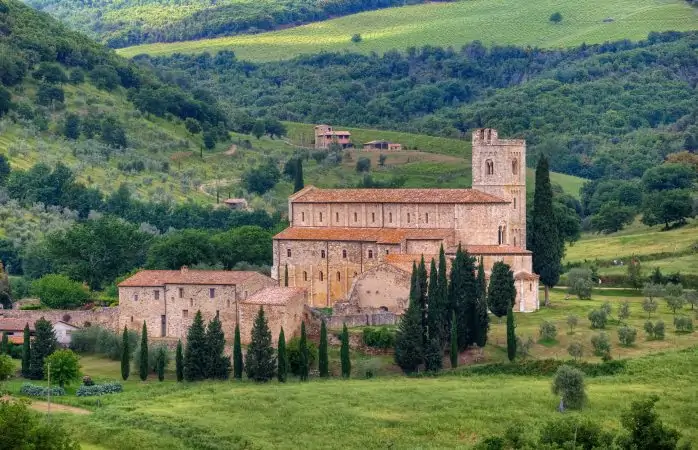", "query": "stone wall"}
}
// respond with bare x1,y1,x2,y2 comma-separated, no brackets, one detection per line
0,307,120,330
324,312,399,329
347,263,410,313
